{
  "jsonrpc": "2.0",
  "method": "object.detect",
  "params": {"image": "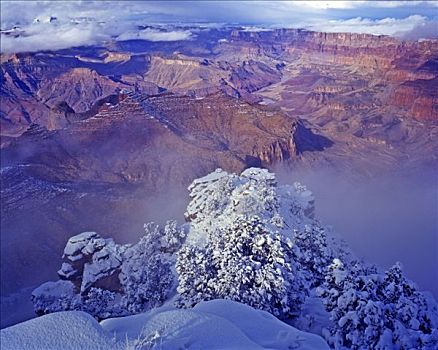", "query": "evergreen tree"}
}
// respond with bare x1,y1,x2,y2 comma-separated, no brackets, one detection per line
119,223,176,314
292,225,333,287
176,215,306,318
319,259,438,349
